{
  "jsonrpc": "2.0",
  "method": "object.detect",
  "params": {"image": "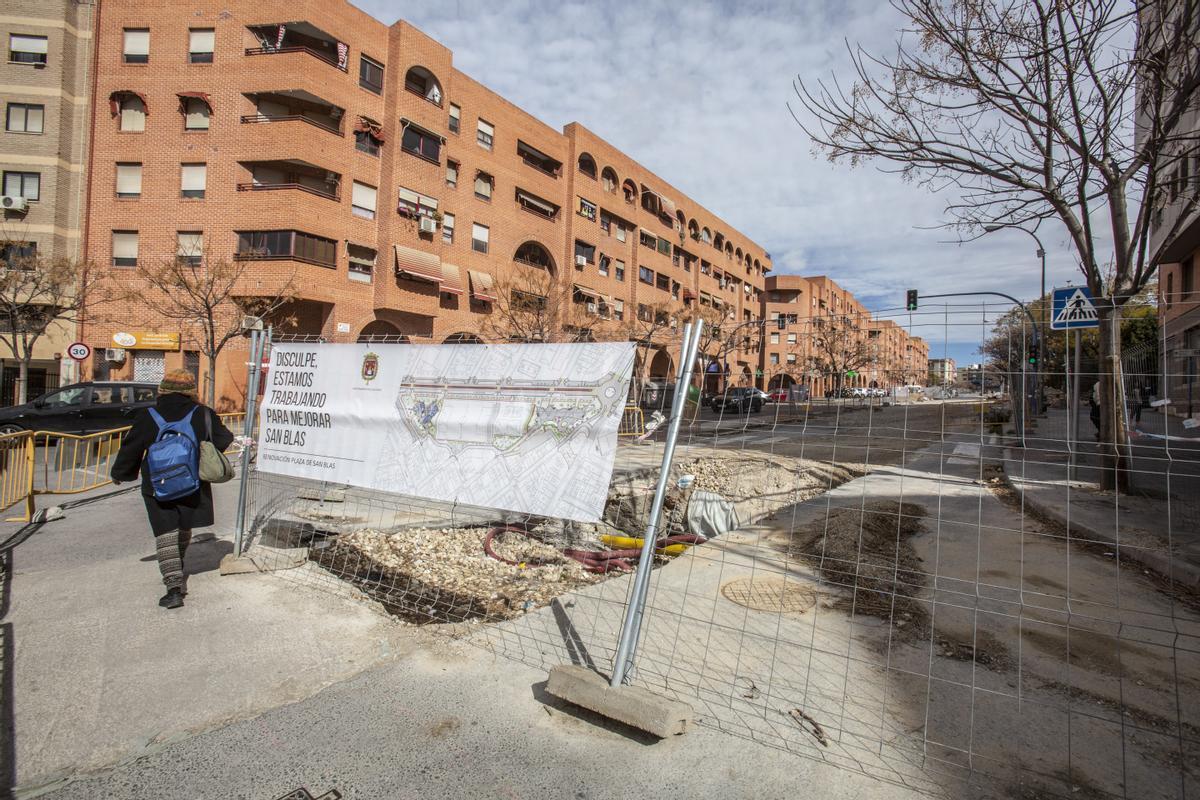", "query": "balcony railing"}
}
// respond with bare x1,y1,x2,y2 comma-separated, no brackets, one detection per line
244,45,346,71
236,182,339,201
240,113,342,136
